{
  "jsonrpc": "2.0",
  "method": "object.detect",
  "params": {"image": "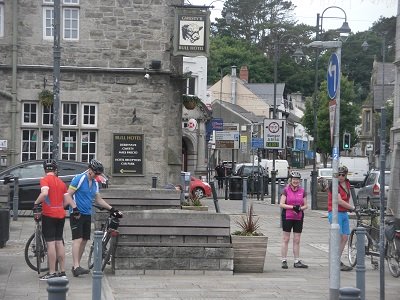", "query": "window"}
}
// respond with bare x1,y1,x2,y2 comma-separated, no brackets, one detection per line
21,130,38,161
184,77,196,95
82,104,97,126
61,130,77,160
43,7,54,39
364,110,371,134
41,130,53,159
62,103,78,126
0,4,4,38
63,8,79,40
42,105,54,125
63,0,79,3
81,131,97,162
22,103,38,125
